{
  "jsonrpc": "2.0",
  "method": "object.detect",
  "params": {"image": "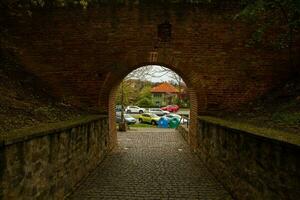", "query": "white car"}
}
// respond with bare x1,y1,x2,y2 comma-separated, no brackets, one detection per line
165,113,189,124
148,108,169,116
125,106,145,114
